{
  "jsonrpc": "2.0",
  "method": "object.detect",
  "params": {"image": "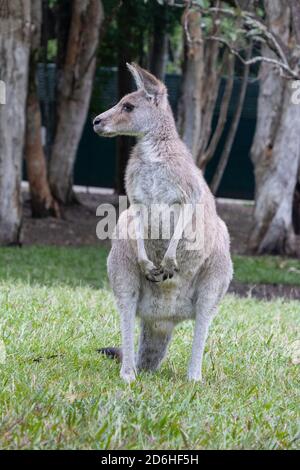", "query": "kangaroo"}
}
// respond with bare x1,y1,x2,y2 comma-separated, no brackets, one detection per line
93,63,233,383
